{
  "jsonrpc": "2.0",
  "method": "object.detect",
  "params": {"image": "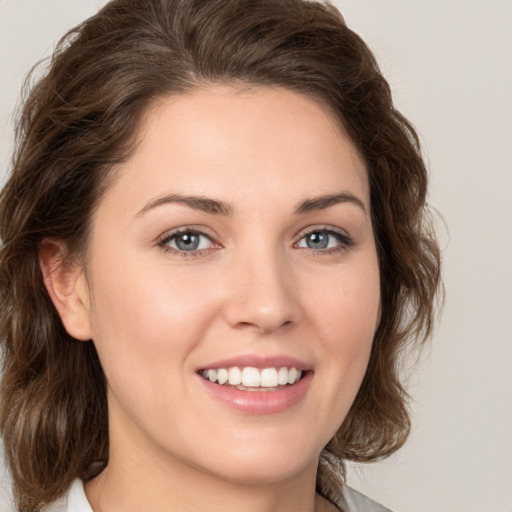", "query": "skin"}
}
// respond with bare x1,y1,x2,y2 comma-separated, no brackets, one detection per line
41,86,381,512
